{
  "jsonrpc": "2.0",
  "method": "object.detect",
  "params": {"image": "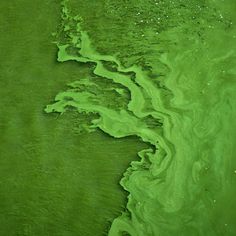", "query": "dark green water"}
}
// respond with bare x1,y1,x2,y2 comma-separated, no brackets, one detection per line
0,1,147,235
0,1,236,236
